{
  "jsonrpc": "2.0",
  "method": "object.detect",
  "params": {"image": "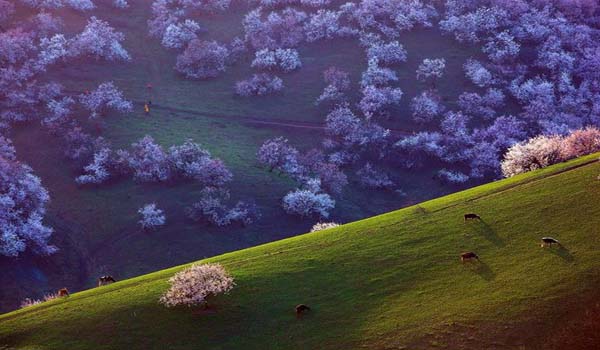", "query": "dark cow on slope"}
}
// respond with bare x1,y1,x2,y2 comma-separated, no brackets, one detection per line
98,275,116,287
460,252,479,263
540,237,560,248
464,213,481,221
